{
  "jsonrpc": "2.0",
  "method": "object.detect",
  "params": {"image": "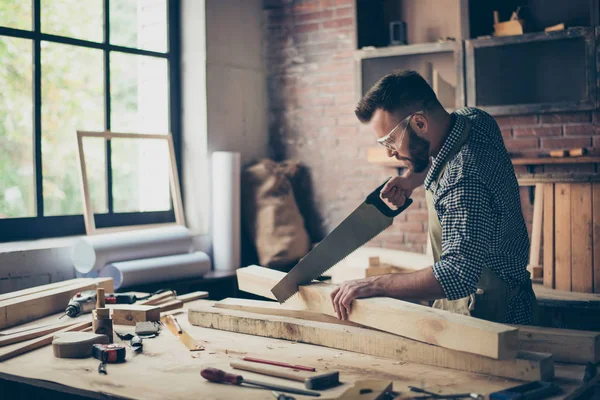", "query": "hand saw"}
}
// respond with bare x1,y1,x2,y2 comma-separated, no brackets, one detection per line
271,178,413,303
